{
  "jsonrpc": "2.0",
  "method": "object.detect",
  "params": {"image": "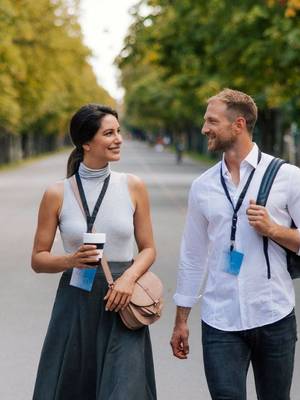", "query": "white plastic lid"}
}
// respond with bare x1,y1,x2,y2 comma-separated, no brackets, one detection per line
83,232,106,243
